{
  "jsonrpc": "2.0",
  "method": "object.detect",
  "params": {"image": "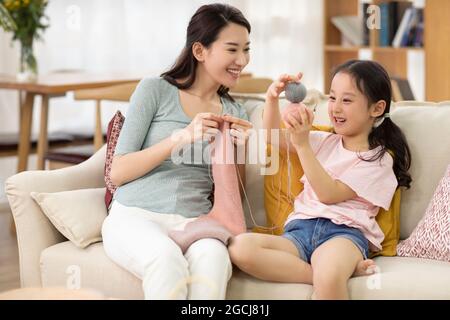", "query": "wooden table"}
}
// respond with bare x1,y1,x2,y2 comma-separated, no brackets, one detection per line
0,72,143,172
